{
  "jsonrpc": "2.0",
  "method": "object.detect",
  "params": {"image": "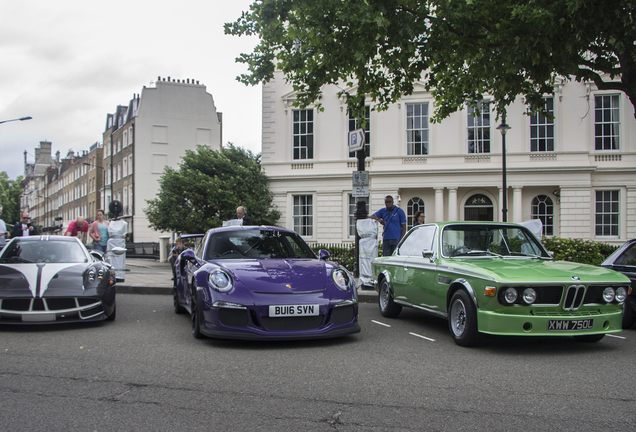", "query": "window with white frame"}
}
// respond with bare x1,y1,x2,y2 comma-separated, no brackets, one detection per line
595,190,619,236
129,155,133,175
123,157,128,177
530,98,554,152
293,109,314,160
293,195,313,236
595,95,620,150
348,195,369,237
407,197,425,228
117,163,122,181
406,103,429,155
531,195,554,236
123,186,128,214
467,101,491,153
348,106,370,158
